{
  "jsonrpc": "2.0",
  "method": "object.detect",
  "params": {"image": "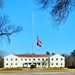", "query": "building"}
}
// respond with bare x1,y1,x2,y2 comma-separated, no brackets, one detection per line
4,54,65,68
